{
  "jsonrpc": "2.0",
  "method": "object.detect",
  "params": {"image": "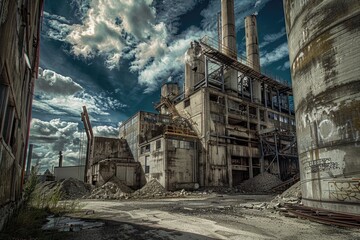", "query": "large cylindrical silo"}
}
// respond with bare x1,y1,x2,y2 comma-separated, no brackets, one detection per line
284,0,360,214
